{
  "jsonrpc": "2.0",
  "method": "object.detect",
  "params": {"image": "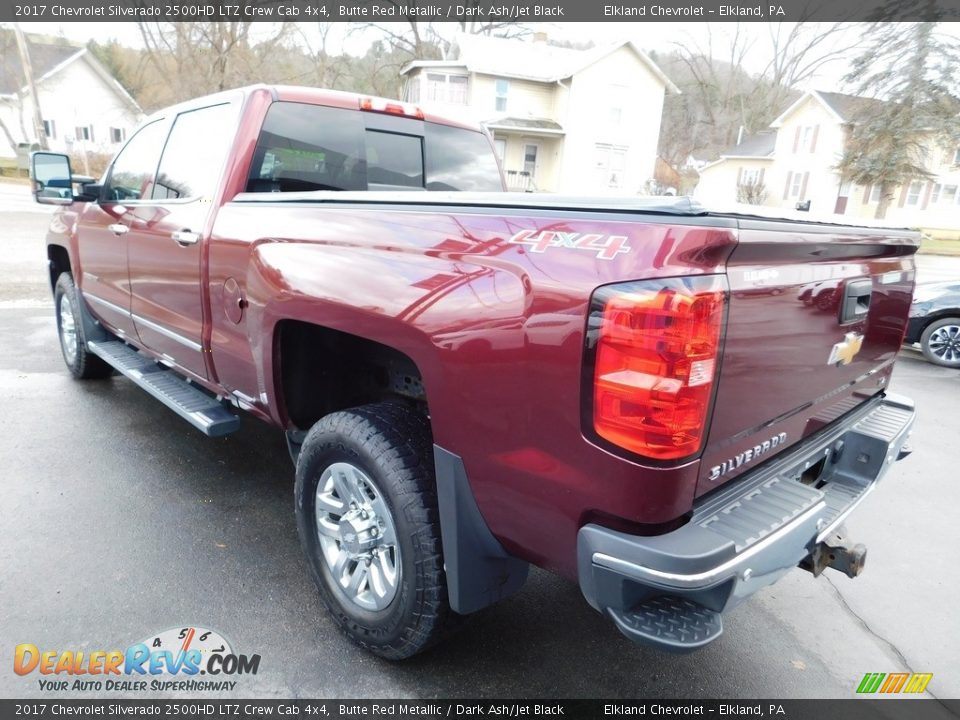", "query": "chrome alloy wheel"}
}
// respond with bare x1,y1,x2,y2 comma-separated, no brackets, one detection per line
58,293,78,365
928,324,960,363
315,462,400,611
